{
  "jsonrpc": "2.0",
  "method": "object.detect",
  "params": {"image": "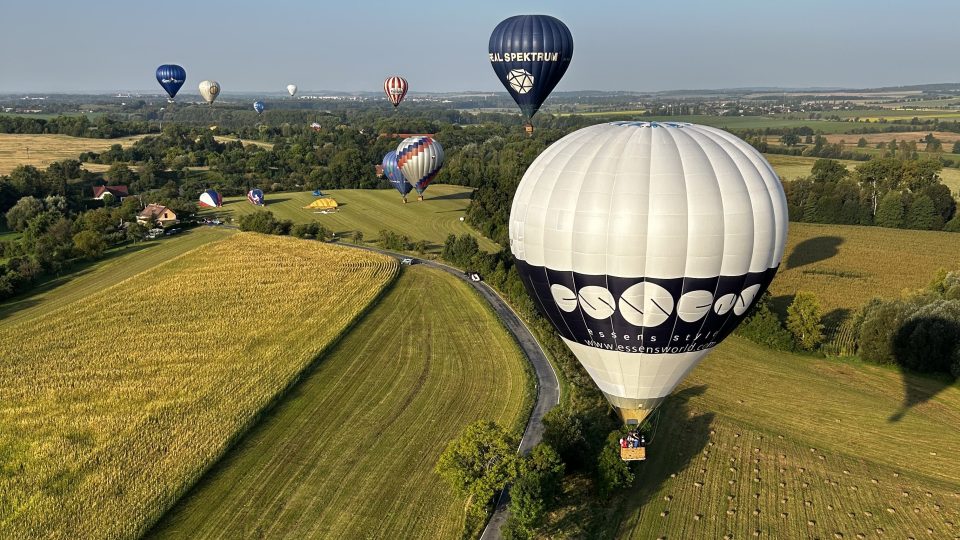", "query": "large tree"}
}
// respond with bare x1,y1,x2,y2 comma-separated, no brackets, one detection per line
786,291,824,351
